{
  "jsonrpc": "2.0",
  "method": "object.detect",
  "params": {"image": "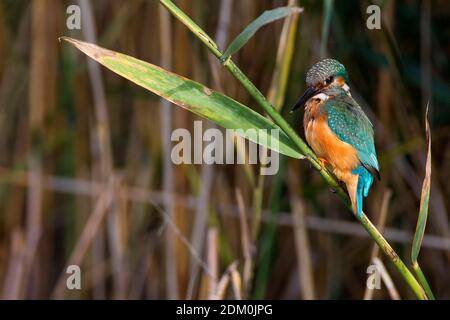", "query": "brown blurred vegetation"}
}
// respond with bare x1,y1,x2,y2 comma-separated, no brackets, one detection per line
0,0,449,299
